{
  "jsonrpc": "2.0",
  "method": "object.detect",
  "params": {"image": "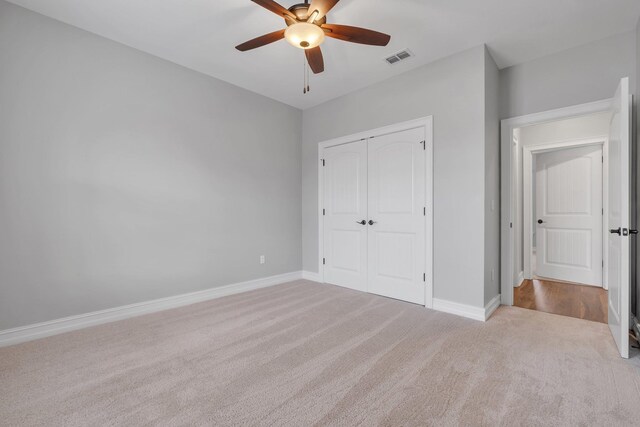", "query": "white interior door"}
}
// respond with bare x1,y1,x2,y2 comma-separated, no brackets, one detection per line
535,145,603,286
367,128,426,304
323,141,368,292
607,77,631,359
